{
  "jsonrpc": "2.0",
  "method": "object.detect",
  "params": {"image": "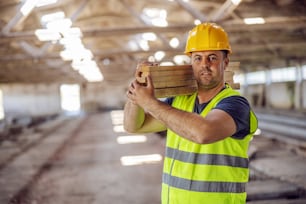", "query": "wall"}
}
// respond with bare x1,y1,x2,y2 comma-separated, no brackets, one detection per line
0,83,62,118
267,82,294,109
243,81,305,110
303,81,306,109
242,84,265,107
81,82,127,112
2,78,302,119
